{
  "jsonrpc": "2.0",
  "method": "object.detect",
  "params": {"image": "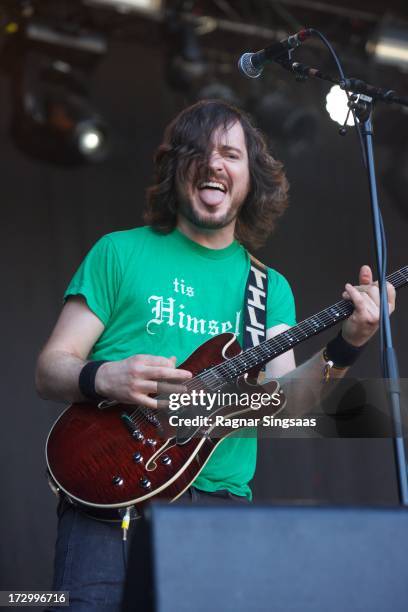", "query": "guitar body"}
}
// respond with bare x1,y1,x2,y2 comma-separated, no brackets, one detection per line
46,333,266,521
45,265,408,520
